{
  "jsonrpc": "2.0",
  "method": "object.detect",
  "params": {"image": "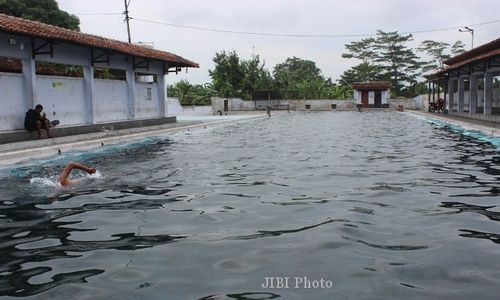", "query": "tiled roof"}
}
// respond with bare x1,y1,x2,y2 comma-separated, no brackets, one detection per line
0,13,198,69
428,37,500,79
352,81,391,90
443,37,500,66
